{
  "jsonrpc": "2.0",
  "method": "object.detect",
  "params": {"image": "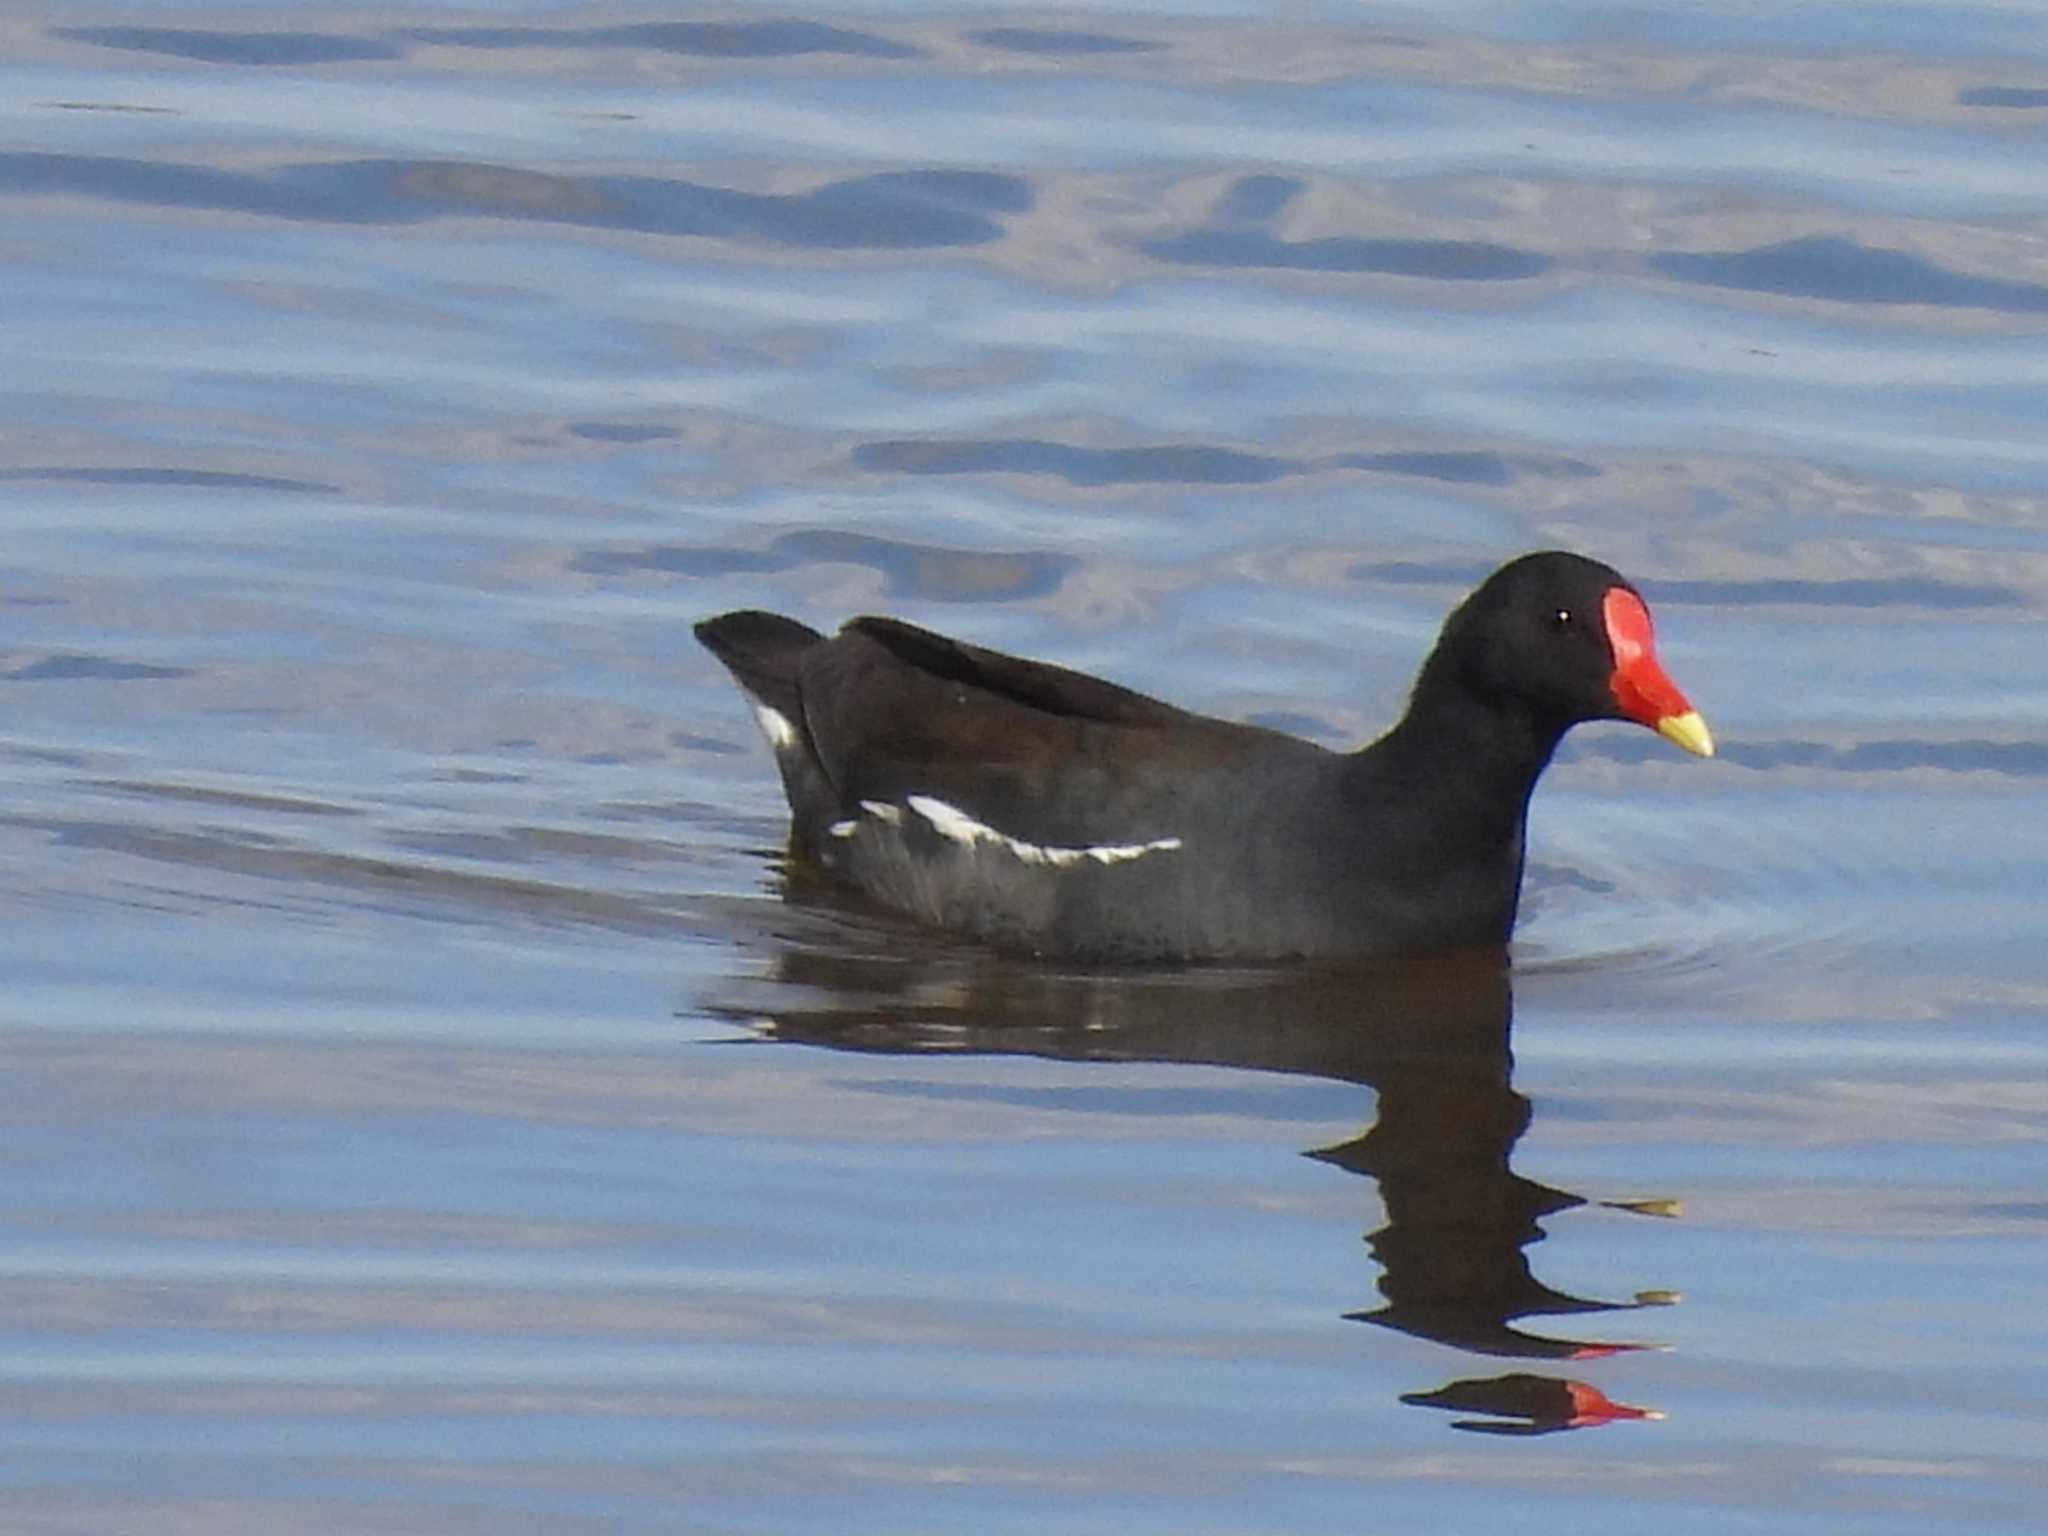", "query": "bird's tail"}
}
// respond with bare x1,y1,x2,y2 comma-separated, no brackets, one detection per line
694,610,825,723
696,611,843,851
